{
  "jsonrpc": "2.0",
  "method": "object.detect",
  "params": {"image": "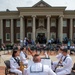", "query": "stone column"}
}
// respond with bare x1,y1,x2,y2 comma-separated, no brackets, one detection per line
0,19,3,43
59,15,63,42
32,15,36,41
20,16,24,40
47,15,51,41
11,19,14,44
70,18,73,40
